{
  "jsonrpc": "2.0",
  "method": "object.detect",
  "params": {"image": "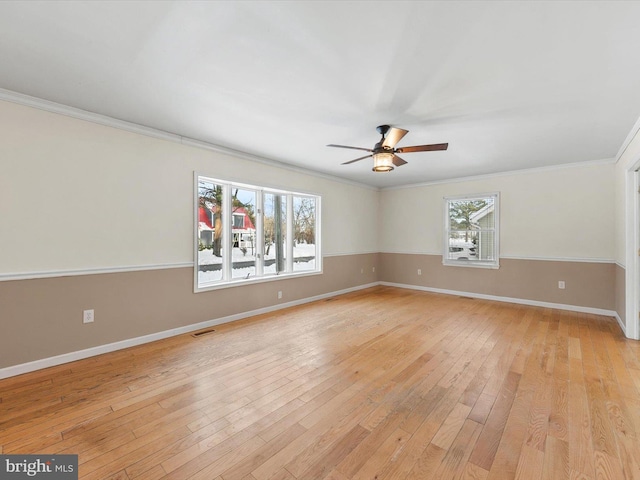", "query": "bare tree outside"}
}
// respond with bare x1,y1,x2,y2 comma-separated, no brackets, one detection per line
293,197,316,246
448,199,487,242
